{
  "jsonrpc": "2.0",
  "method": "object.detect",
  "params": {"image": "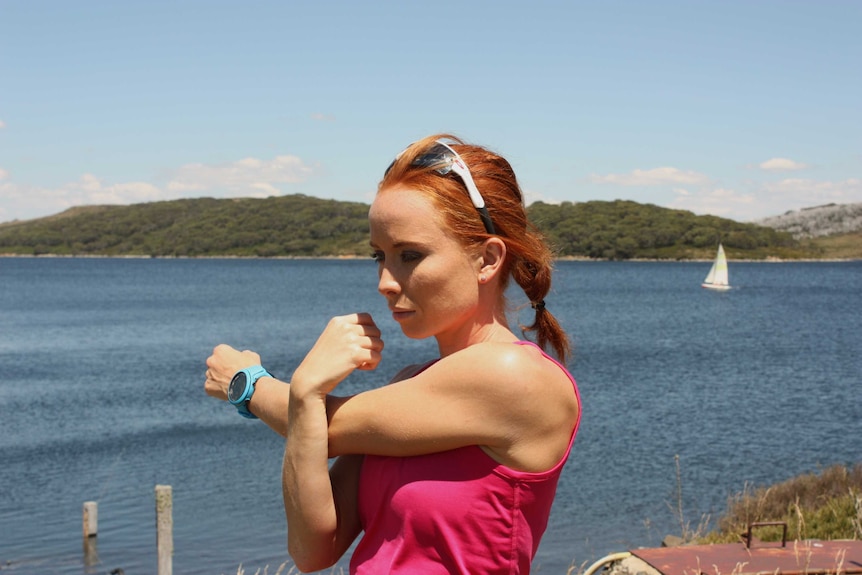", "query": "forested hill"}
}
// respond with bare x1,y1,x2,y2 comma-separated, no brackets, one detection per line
0,194,825,260
0,195,371,258
528,200,797,259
